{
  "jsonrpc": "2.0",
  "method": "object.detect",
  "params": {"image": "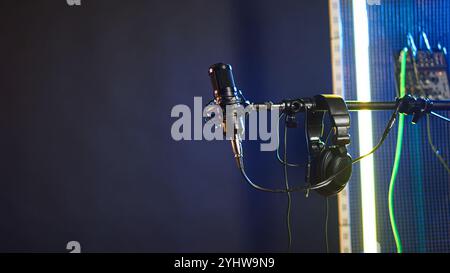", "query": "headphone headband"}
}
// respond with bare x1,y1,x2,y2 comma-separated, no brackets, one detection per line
306,95,350,154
